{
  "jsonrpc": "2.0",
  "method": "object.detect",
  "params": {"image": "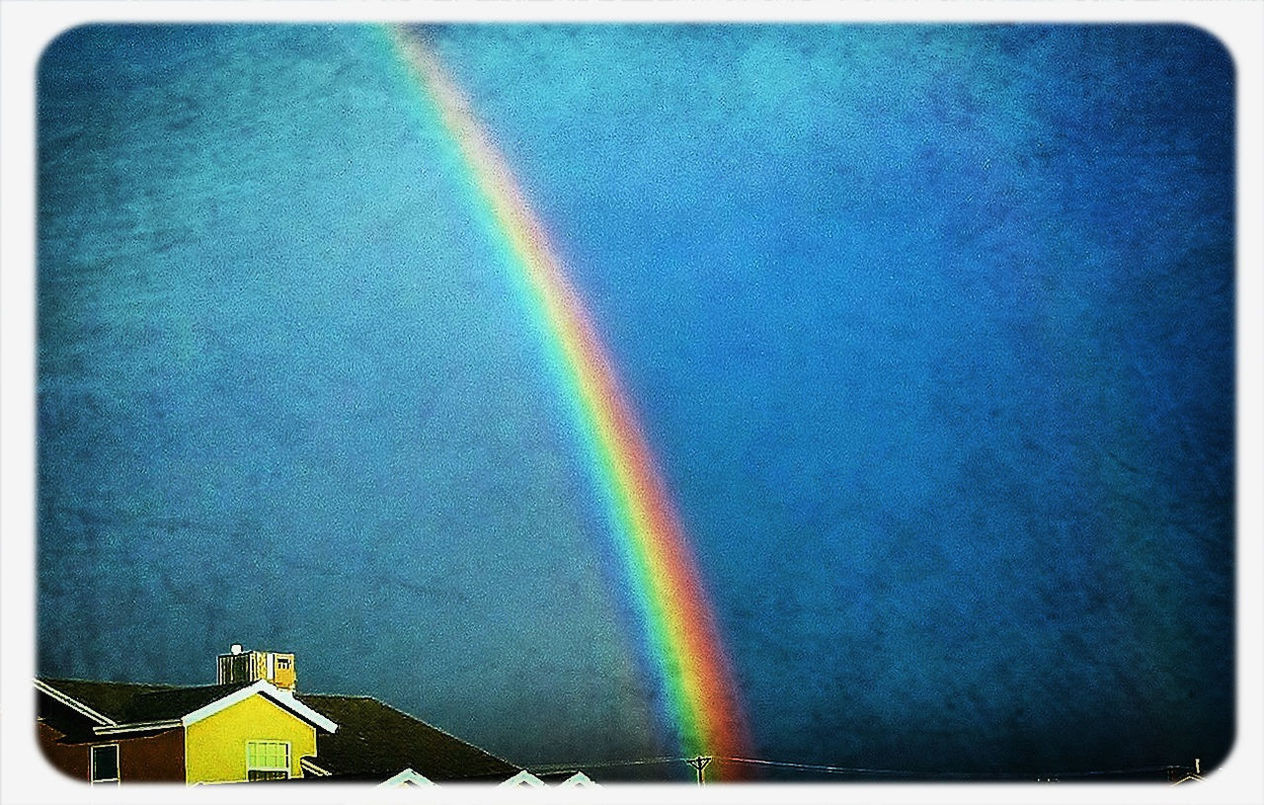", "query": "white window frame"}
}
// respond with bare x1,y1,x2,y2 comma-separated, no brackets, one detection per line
90,743,120,785
245,740,291,781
